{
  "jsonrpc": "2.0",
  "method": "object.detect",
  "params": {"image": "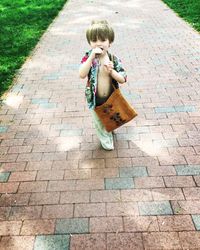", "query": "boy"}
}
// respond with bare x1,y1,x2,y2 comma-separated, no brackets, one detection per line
79,20,127,150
